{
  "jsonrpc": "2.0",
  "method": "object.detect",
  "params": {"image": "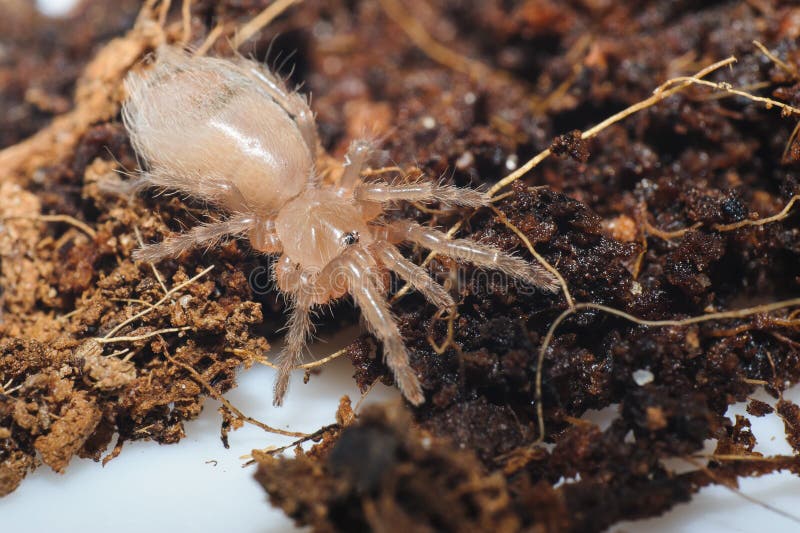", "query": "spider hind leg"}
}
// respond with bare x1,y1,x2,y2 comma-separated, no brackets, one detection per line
133,215,256,263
